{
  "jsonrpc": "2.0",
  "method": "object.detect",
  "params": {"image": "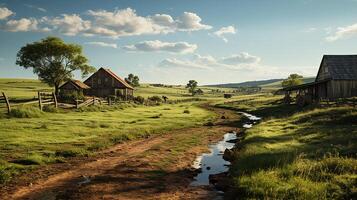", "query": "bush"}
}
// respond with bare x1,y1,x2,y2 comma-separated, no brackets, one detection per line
8,107,42,118
133,96,145,104
42,105,58,113
148,95,162,103
59,91,85,104
183,109,190,114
